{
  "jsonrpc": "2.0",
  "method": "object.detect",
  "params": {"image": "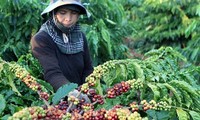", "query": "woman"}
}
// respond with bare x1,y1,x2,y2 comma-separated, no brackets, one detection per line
31,0,93,92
